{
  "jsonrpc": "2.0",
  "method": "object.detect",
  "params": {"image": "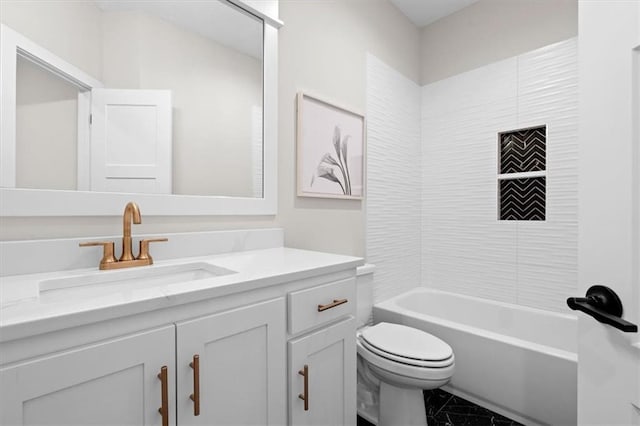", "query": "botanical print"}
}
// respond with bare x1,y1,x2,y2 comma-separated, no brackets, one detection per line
297,93,364,199
311,126,353,195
